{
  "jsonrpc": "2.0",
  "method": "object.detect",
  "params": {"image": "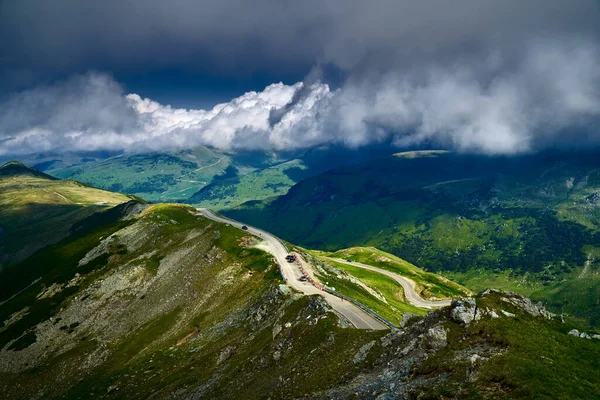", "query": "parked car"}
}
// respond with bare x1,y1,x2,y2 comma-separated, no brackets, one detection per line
242,225,248,230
